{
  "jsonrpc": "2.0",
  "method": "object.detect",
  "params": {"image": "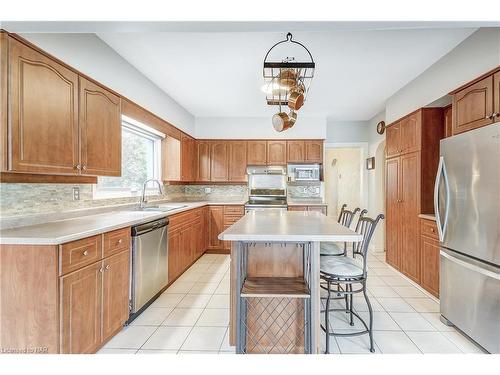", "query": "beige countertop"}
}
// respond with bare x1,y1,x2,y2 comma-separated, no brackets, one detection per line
0,200,246,246
418,213,436,221
219,211,362,242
